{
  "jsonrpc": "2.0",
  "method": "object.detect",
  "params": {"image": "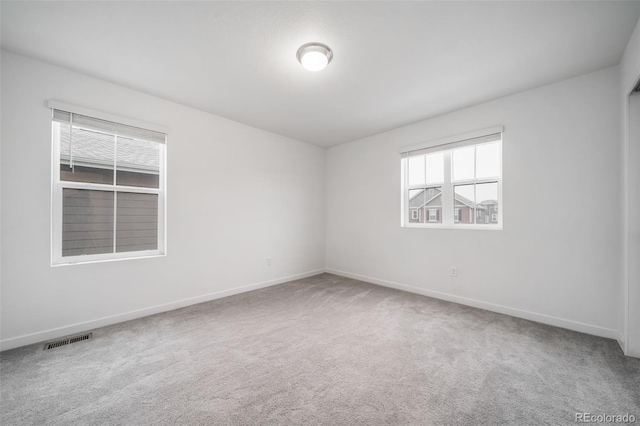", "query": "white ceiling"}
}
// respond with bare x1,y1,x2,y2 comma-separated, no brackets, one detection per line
2,1,639,147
